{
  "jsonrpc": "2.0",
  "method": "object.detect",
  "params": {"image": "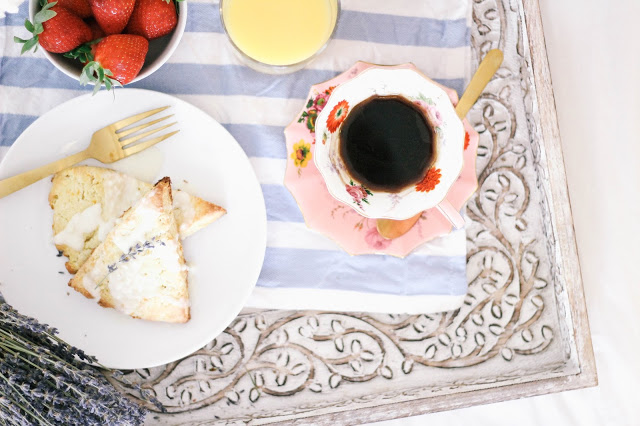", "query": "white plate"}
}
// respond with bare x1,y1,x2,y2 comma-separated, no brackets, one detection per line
0,89,267,369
